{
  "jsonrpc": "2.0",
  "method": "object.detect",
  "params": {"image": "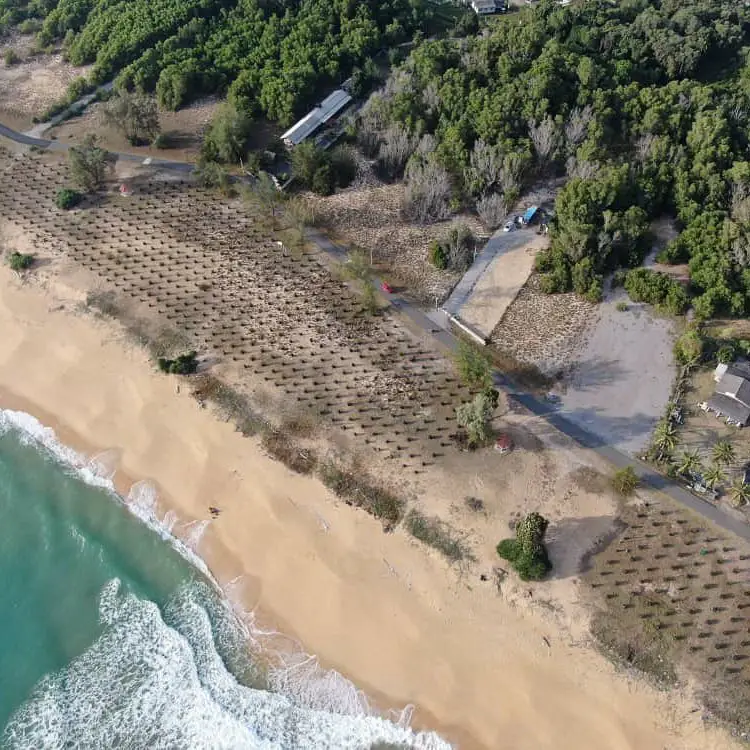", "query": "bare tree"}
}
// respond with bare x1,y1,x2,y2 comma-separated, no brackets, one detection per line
731,182,750,225
356,92,388,157
402,159,452,224
422,81,440,116
377,124,417,179
465,139,504,197
634,134,657,163
732,233,750,268
476,193,508,230
500,152,527,196
444,223,475,271
564,105,593,150
528,116,560,171
565,156,600,180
